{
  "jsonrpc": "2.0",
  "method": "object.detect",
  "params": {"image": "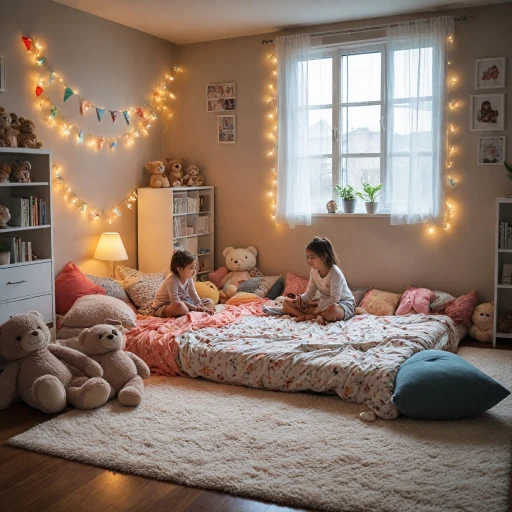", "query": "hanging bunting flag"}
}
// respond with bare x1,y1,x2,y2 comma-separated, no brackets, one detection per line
123,111,130,124
63,86,74,102
98,136,105,149
77,130,84,144
36,56,46,67
80,99,90,115
50,106,58,118
22,36,32,51
135,107,145,119
96,108,105,121
35,85,43,97
110,111,119,123
151,111,158,120
111,140,118,149
48,72,57,84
